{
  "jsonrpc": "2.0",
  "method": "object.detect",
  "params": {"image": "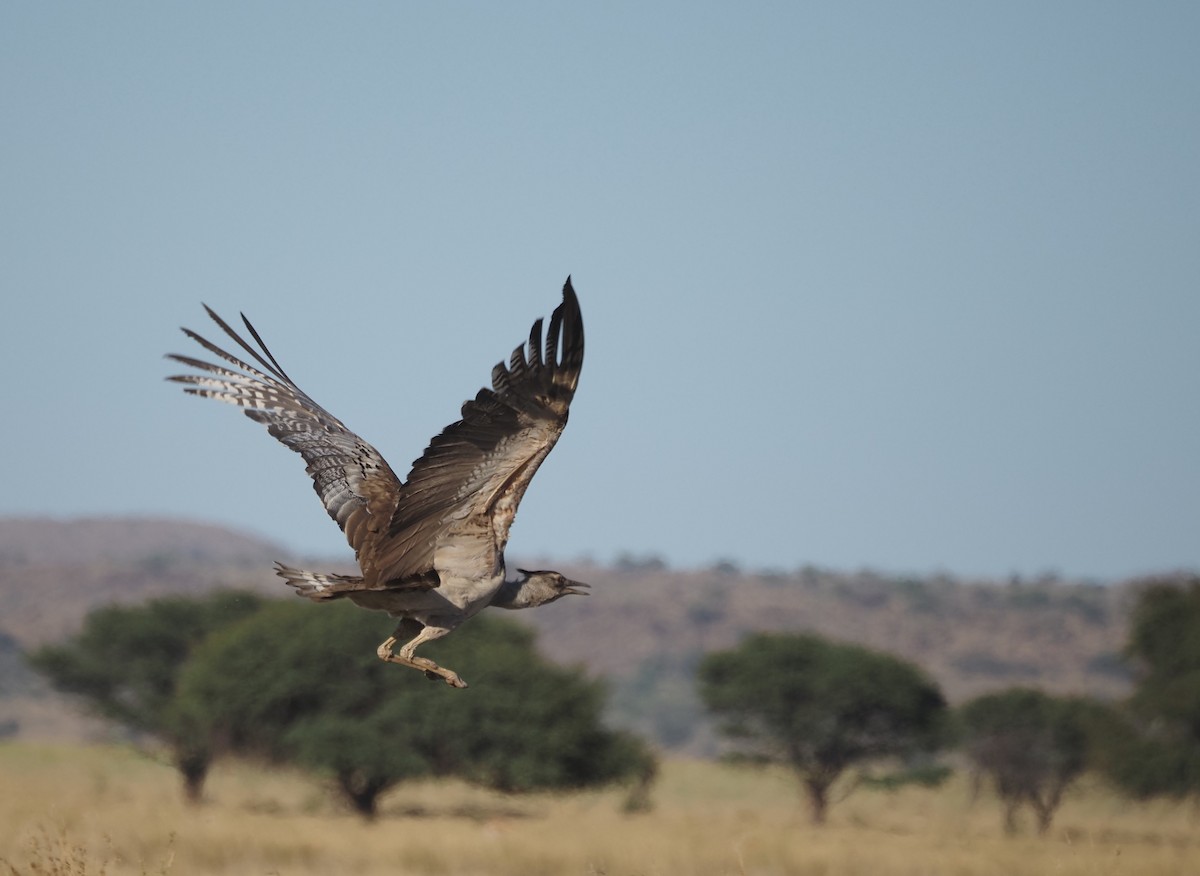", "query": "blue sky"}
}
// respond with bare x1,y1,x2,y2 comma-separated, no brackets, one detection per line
2,3,1197,580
